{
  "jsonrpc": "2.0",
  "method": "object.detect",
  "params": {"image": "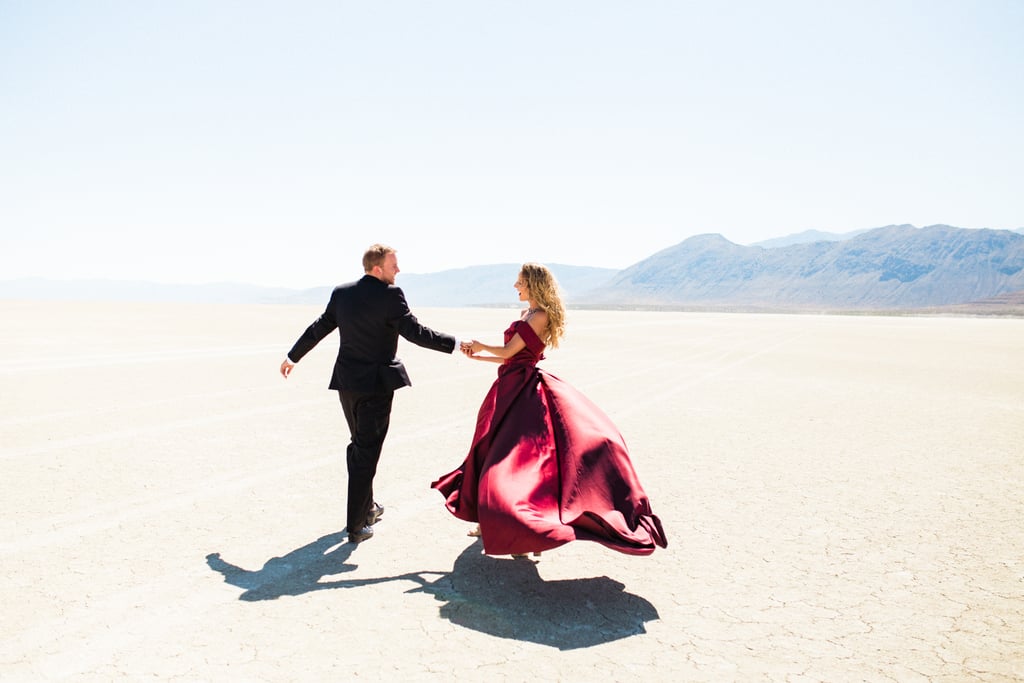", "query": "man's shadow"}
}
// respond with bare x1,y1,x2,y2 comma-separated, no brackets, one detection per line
205,532,357,601
207,534,659,650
